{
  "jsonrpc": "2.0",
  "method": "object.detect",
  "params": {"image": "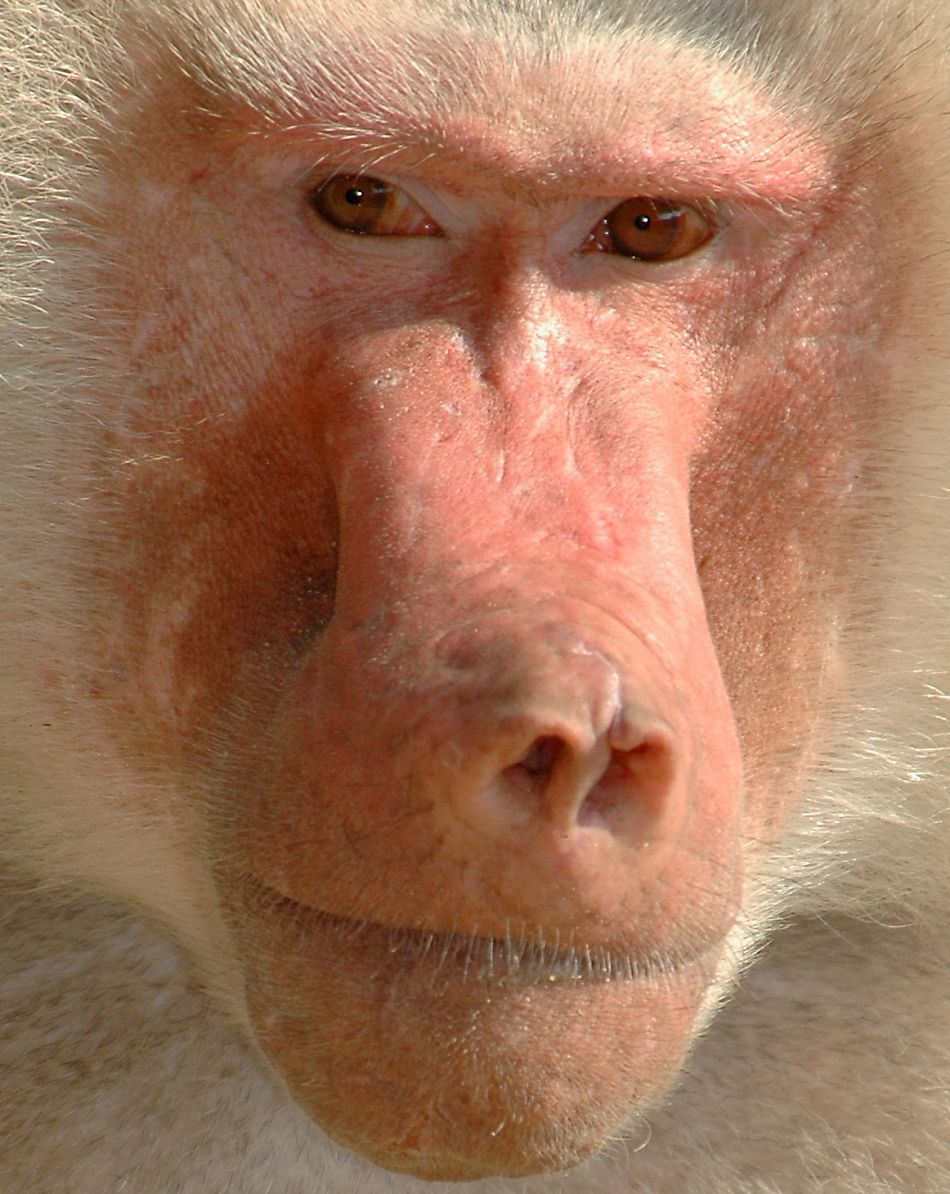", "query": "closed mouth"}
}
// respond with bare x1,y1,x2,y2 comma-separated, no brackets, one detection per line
238,873,707,988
